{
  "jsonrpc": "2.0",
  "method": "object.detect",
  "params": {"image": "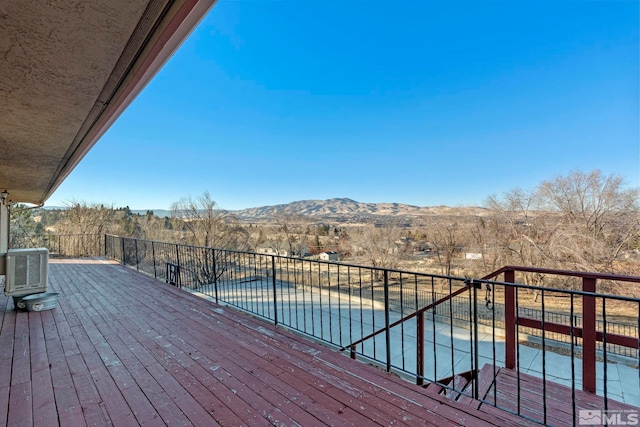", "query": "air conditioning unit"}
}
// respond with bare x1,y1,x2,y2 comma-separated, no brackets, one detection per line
4,248,49,296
